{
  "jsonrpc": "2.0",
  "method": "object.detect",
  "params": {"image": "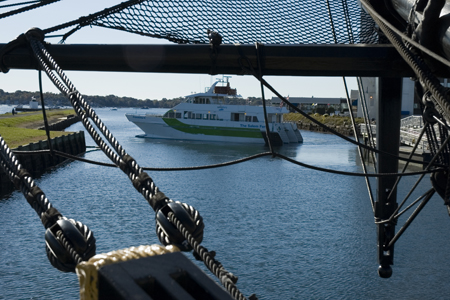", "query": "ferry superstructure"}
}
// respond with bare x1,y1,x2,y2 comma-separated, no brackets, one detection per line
125,80,302,145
